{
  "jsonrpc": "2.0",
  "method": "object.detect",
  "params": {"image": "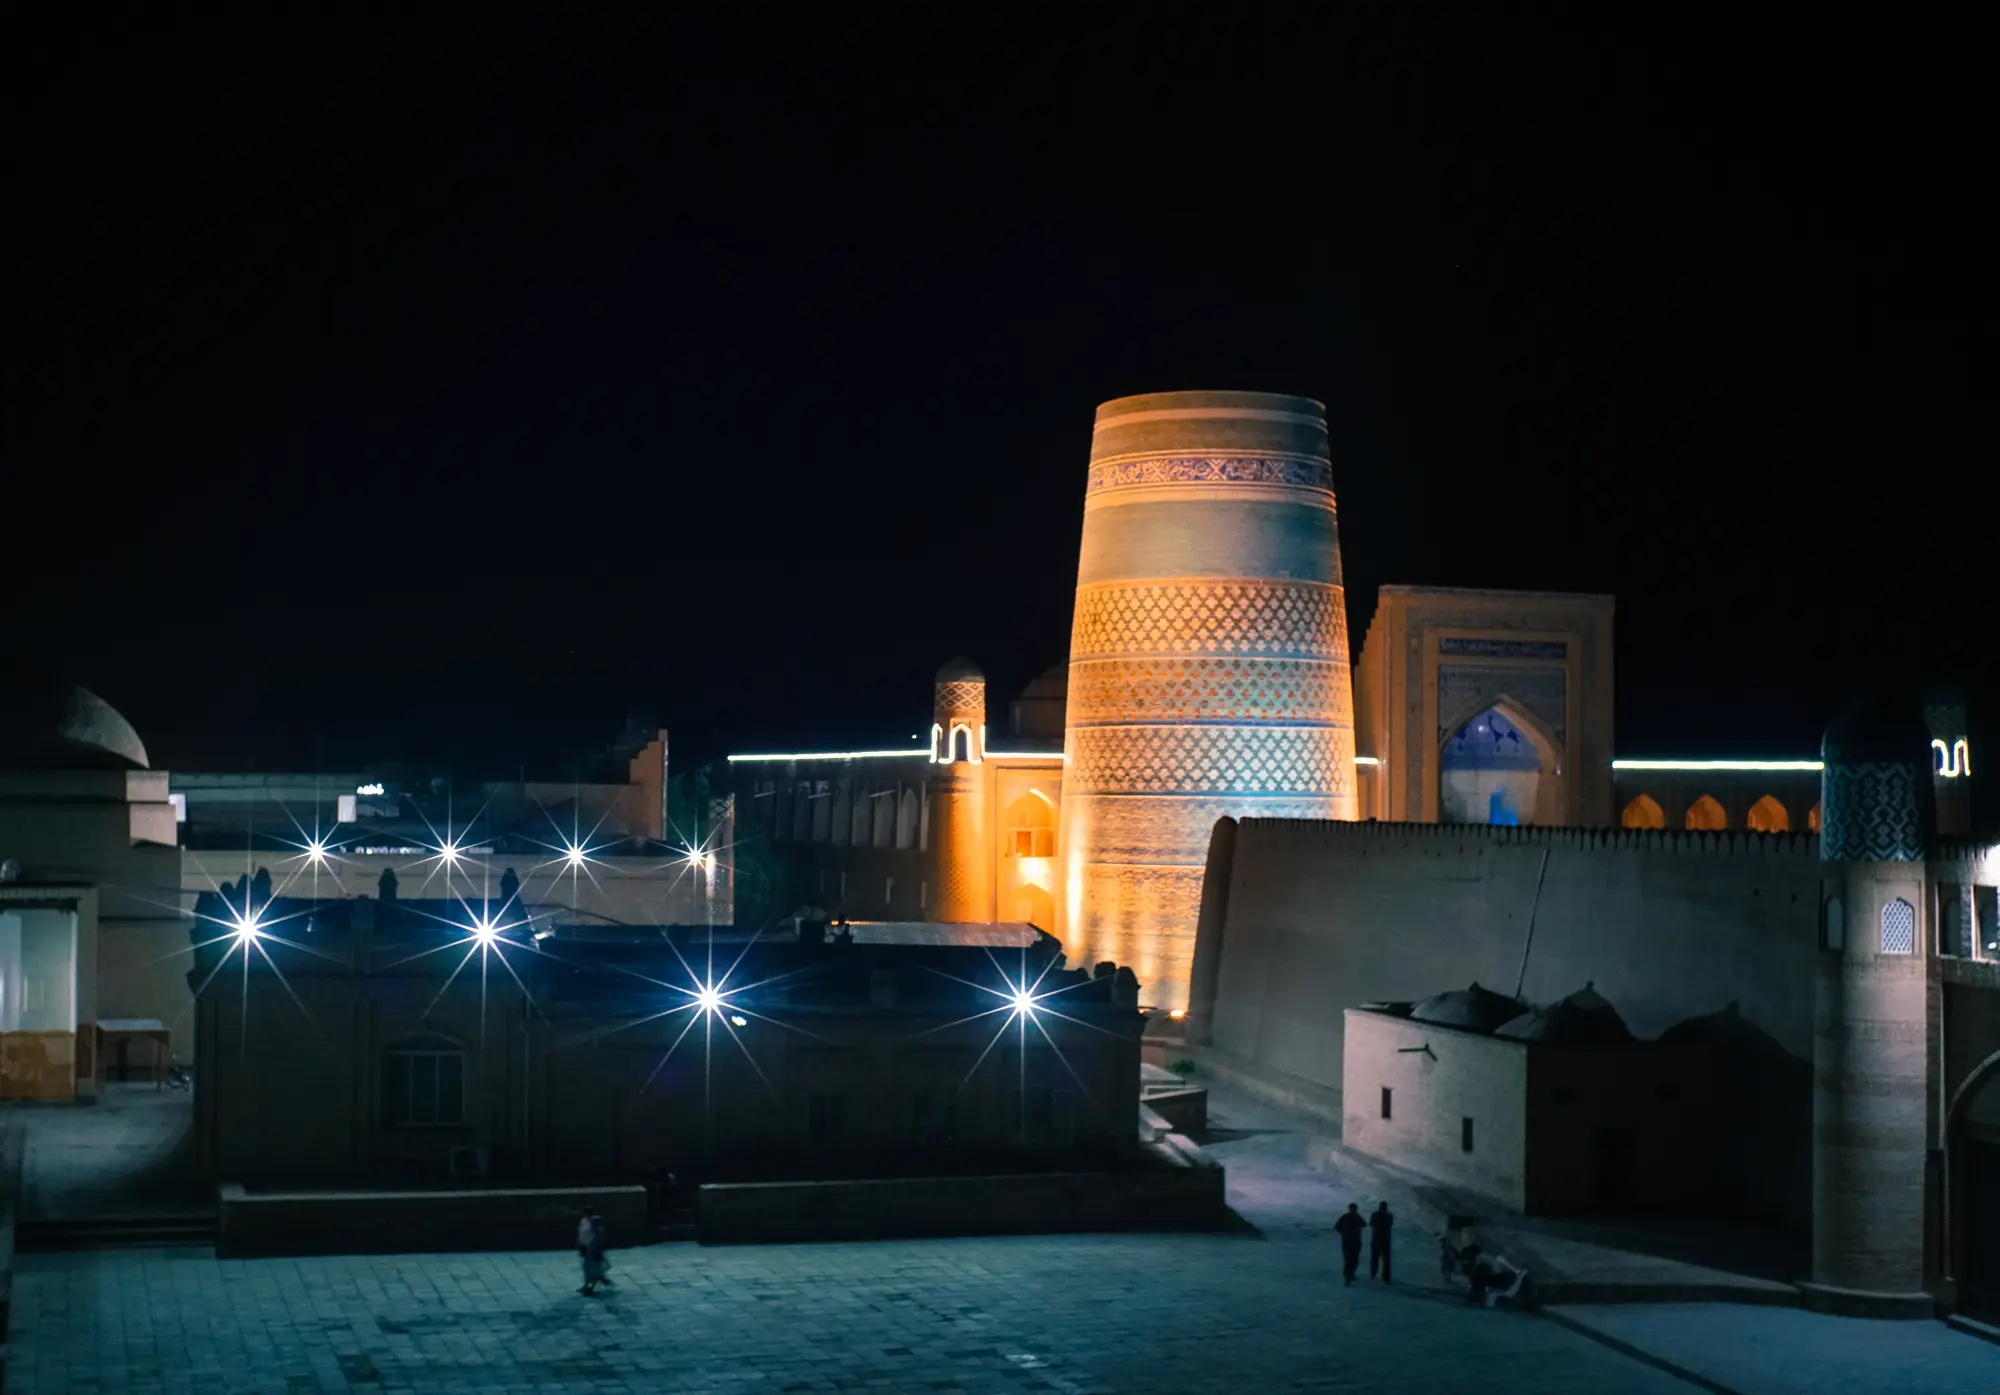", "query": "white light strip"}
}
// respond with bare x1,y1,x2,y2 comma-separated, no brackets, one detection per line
726,750,930,763
1612,759,1823,772
1355,755,1380,766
